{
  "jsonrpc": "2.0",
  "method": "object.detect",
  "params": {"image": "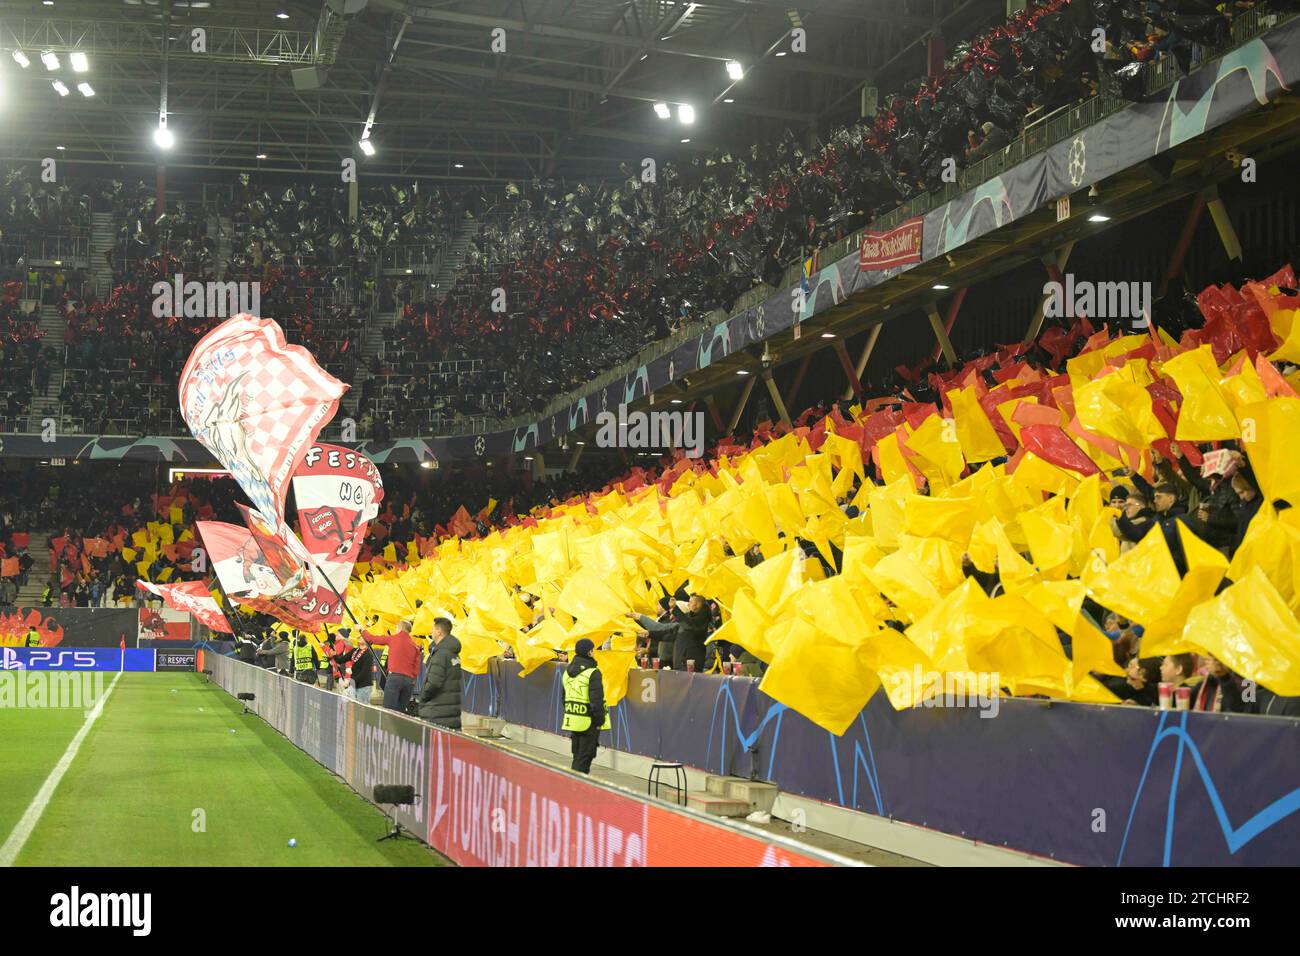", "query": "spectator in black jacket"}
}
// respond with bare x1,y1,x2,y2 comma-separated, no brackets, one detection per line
1113,490,1156,547
417,617,462,729
670,594,714,672
1230,473,1263,554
